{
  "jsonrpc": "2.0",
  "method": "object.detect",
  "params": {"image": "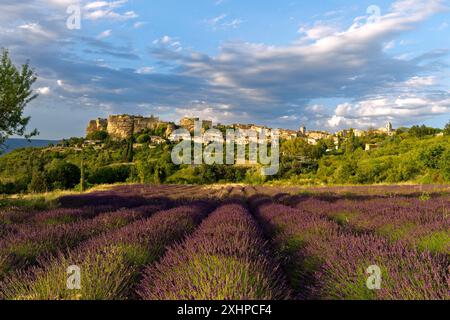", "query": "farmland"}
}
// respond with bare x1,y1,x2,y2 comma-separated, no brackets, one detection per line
0,184,448,300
